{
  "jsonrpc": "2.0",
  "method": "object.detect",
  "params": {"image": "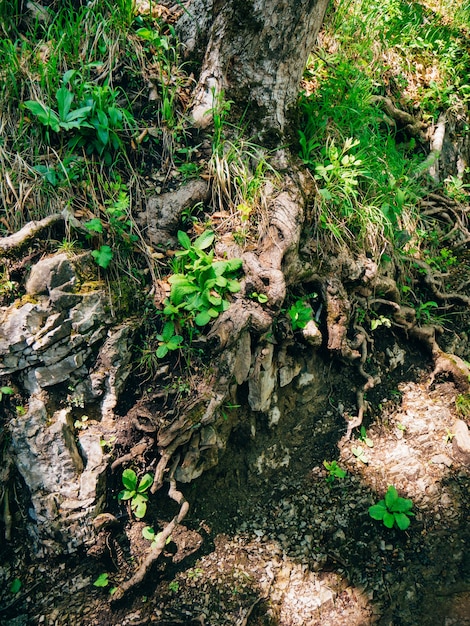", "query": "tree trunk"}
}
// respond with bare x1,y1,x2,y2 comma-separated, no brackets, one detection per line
179,0,330,138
